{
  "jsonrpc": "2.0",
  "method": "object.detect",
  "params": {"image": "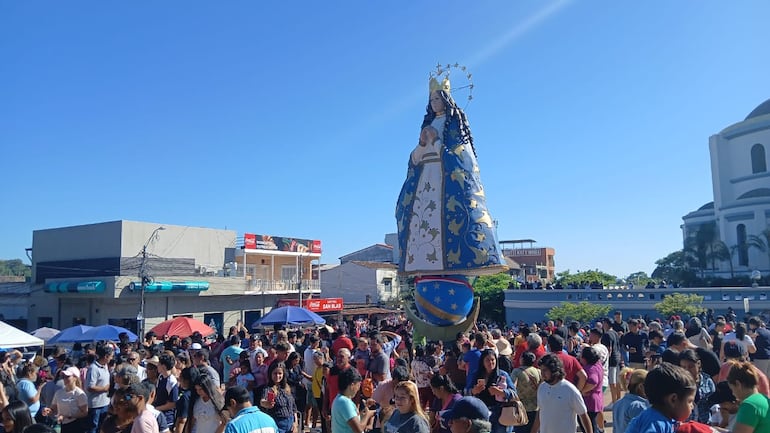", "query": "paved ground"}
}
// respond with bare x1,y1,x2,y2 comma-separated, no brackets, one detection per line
603,391,616,433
